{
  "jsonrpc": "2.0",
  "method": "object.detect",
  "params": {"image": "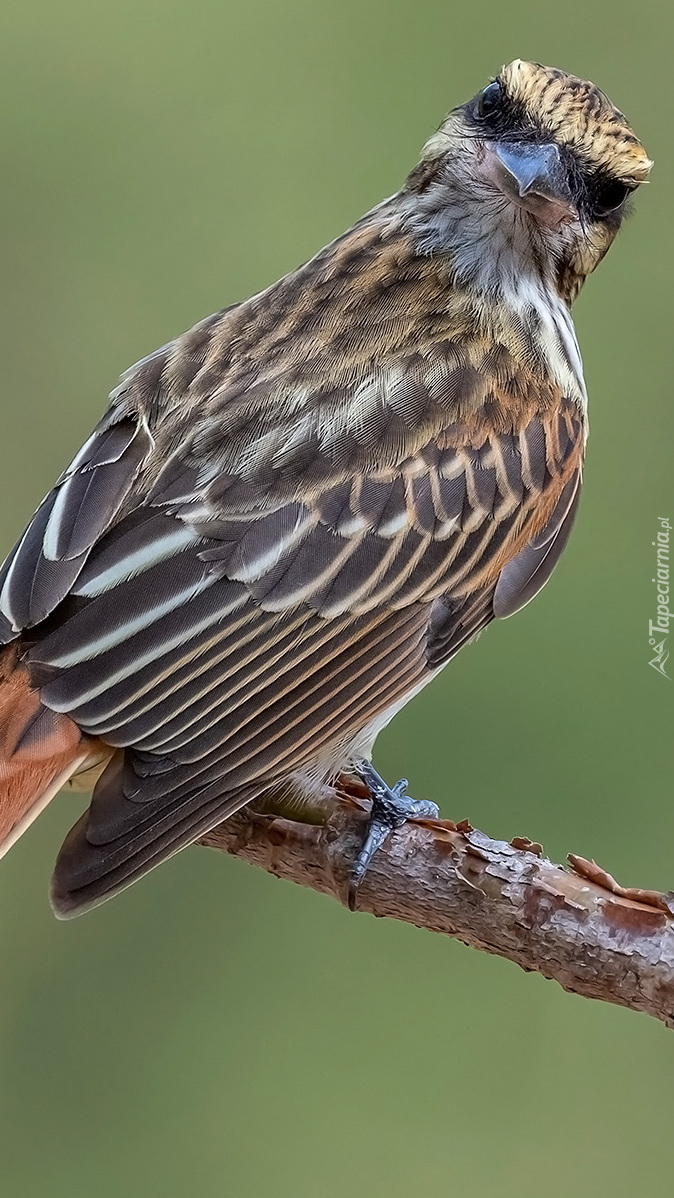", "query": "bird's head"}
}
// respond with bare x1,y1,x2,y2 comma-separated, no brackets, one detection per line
405,60,652,303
